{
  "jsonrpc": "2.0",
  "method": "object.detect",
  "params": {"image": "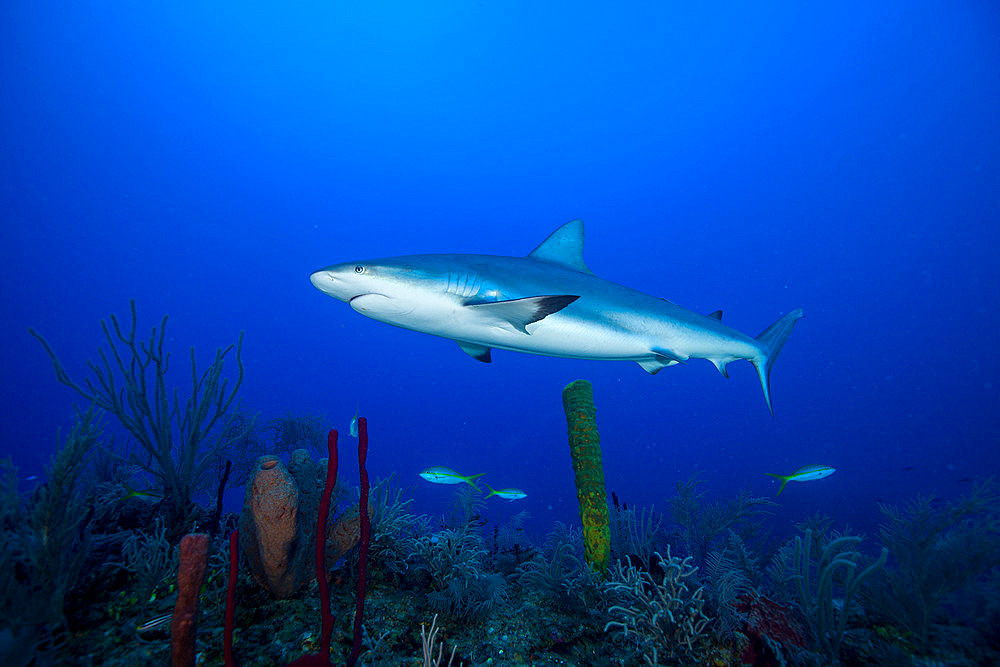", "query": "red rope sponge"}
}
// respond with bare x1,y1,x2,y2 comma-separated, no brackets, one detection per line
347,417,370,666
